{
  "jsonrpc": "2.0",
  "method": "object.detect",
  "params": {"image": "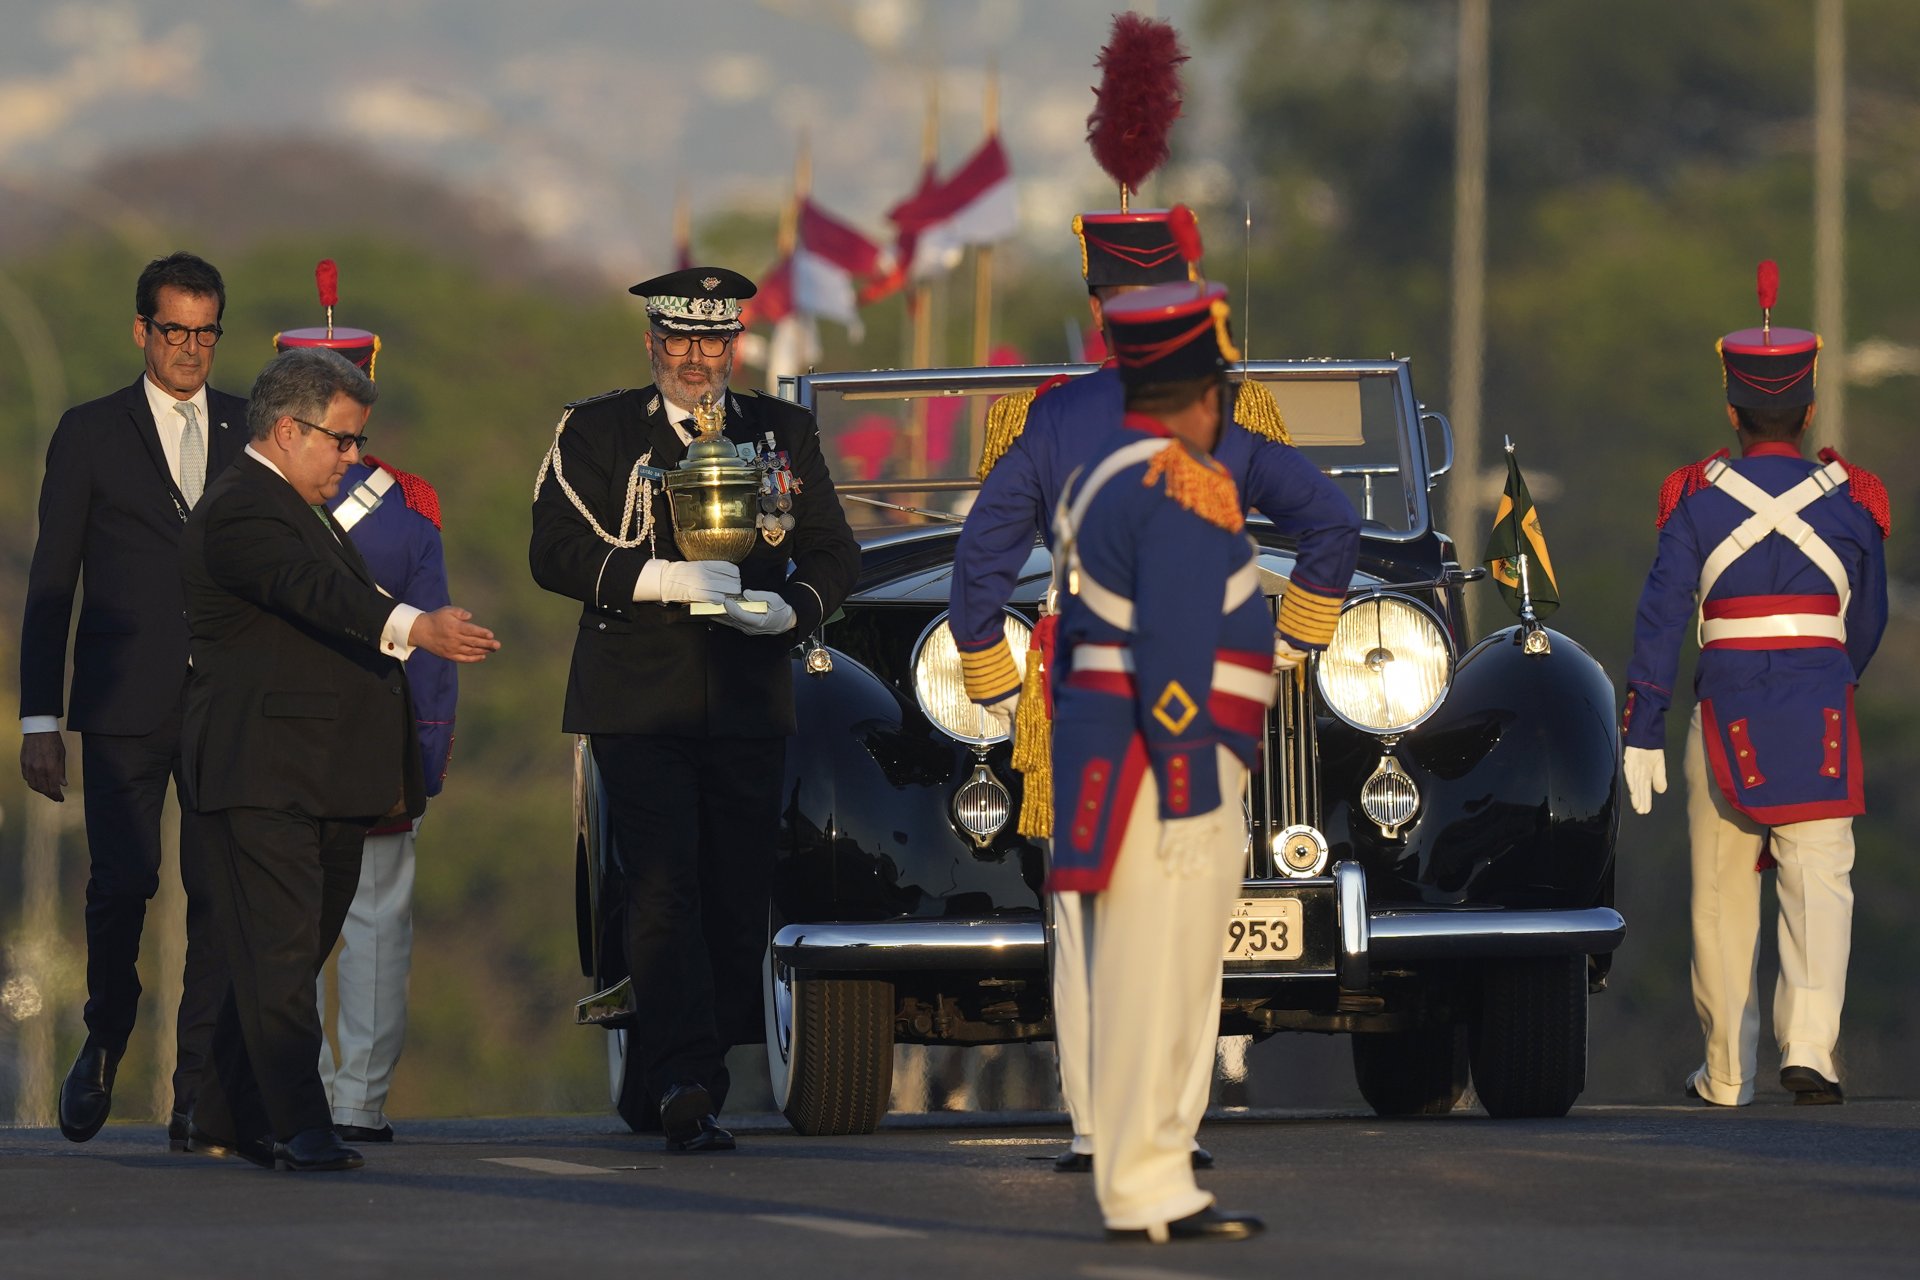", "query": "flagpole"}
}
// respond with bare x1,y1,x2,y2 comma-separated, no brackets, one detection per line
673,183,692,268
909,78,938,479
967,61,999,472
1504,436,1551,654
